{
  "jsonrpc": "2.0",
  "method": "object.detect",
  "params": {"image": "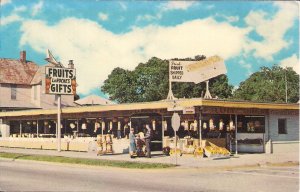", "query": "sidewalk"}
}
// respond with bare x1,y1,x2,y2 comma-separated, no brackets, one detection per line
0,147,298,168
